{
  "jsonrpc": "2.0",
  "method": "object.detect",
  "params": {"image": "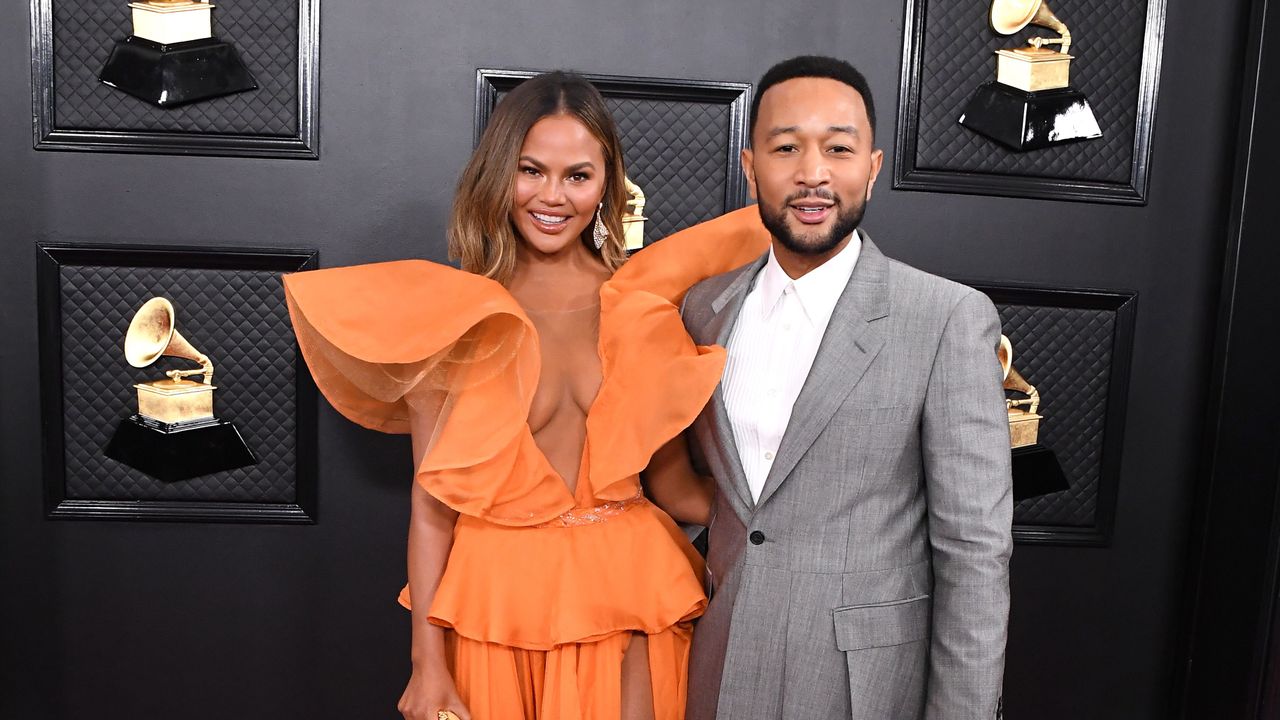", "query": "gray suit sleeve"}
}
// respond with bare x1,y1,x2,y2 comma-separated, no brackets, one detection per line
920,290,1013,720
